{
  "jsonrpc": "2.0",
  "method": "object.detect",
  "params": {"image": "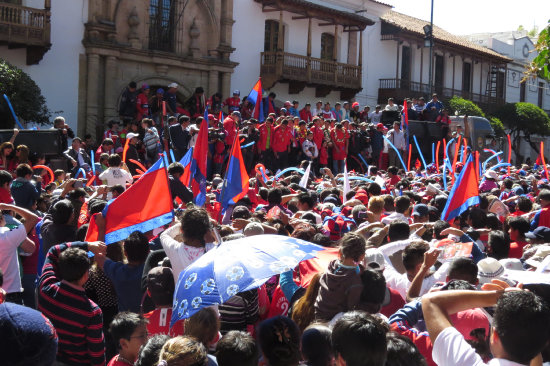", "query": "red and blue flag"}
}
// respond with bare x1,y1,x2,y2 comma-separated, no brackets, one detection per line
180,147,193,186
441,154,480,222
220,135,249,210
87,157,174,244
190,113,209,206
247,78,264,122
